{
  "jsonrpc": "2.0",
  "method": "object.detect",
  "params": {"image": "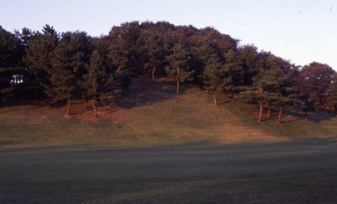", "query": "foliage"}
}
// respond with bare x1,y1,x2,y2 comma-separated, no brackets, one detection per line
167,43,195,94
327,75,337,112
50,31,92,103
0,26,24,101
0,21,336,122
24,25,59,98
297,62,335,110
